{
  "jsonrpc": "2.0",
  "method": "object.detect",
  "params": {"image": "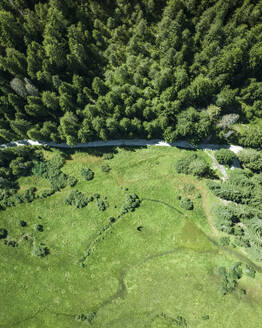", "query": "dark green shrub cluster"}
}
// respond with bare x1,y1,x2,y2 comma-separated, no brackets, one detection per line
81,168,94,181
96,199,108,211
16,187,37,203
0,228,8,239
4,240,18,247
215,149,235,166
32,154,77,193
237,149,262,173
121,194,141,214
67,176,78,187
65,190,88,208
103,153,114,160
218,262,243,295
207,170,262,209
219,236,230,246
101,164,111,172
75,314,87,322
174,153,212,178
180,198,194,210
32,243,49,257
245,265,256,278
39,189,55,198
0,189,16,209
